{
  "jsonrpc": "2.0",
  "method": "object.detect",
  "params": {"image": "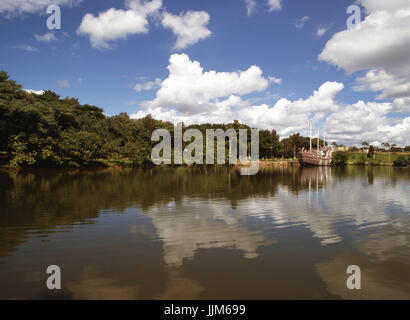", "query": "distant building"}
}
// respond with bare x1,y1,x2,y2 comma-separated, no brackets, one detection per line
333,146,350,152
